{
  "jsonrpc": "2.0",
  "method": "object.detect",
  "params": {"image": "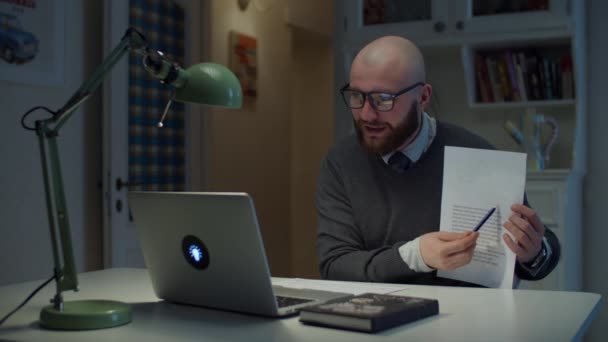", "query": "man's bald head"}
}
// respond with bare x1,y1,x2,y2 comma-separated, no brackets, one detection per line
348,36,433,155
351,36,426,84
